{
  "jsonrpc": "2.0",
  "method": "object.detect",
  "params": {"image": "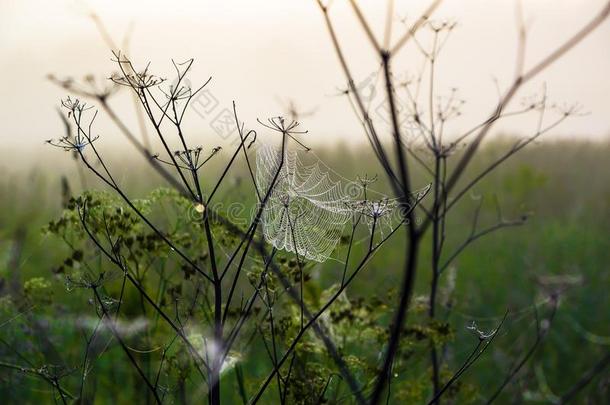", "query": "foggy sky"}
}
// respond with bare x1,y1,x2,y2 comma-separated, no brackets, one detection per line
1,0,609,161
